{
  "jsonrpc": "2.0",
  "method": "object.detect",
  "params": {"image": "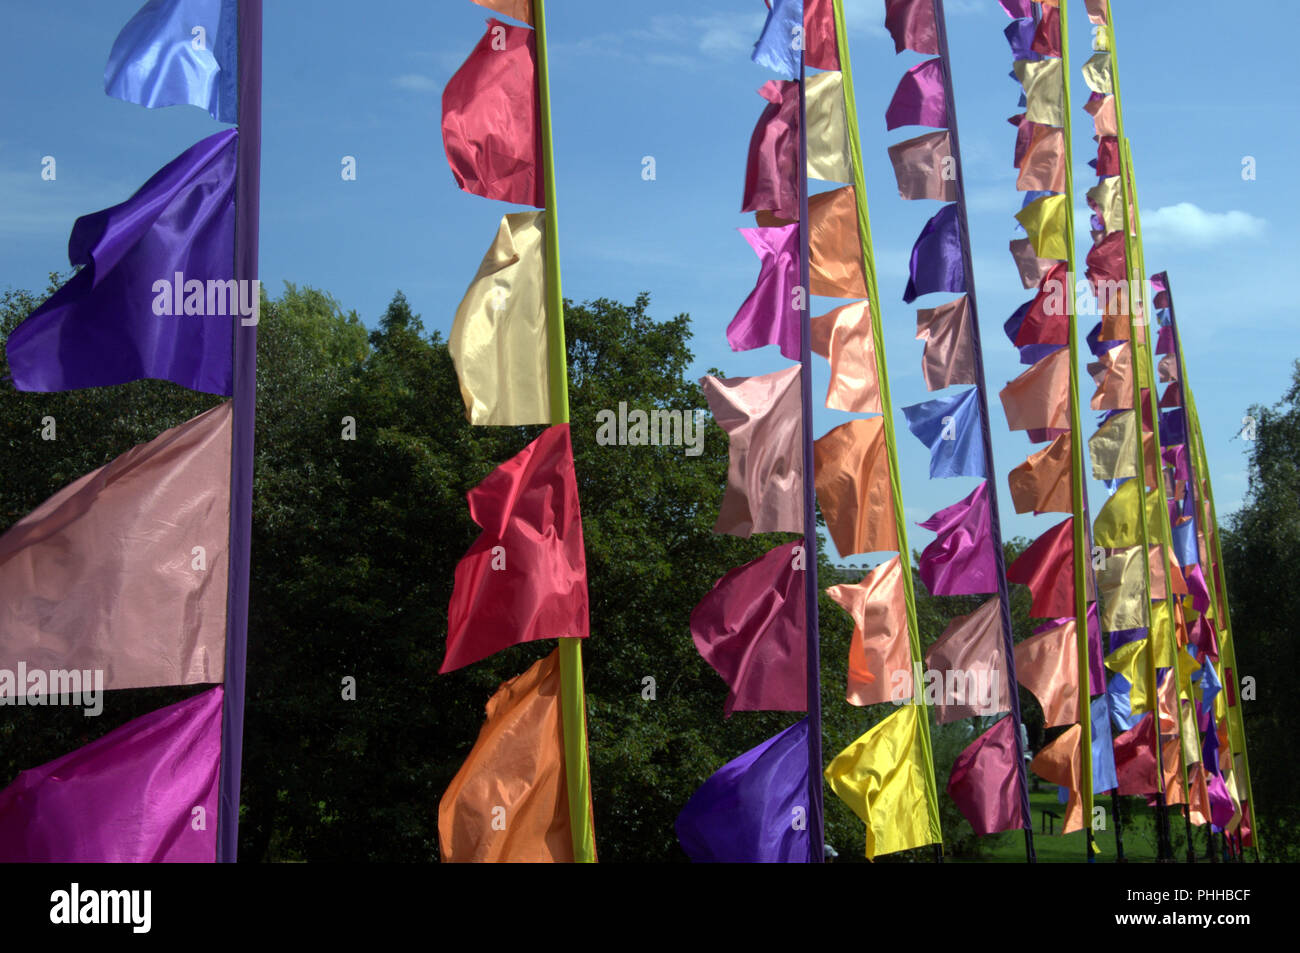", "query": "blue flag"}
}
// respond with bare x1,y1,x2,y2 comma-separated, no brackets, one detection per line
1107,671,1140,732
105,0,238,123
902,387,987,479
752,0,803,79
1091,695,1118,794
